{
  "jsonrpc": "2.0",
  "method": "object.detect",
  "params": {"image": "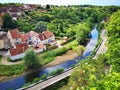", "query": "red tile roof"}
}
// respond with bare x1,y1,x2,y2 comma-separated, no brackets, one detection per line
29,5,37,9
10,43,28,56
29,31,39,37
37,44,44,49
42,31,54,39
9,8,19,12
21,34,27,42
9,29,21,39
39,33,47,41
39,31,54,41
